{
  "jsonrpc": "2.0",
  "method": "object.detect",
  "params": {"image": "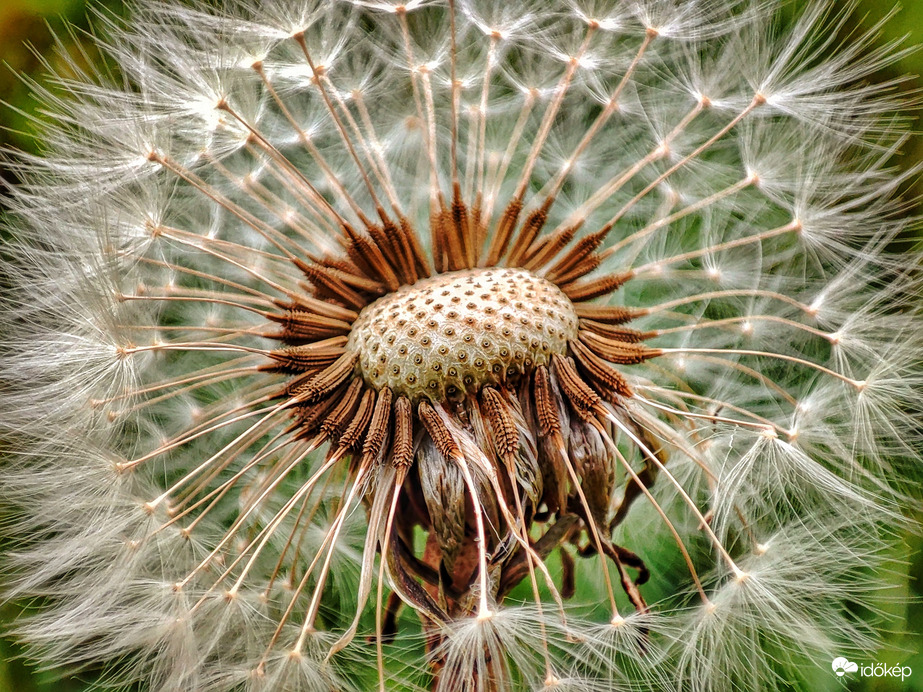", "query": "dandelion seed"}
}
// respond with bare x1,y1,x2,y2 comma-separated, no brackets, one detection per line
1,1,920,691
